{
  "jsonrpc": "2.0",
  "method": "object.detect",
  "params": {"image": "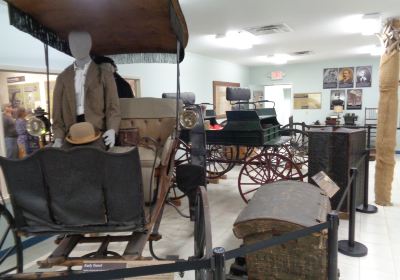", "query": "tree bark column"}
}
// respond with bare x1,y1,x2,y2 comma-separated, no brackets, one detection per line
375,19,400,206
